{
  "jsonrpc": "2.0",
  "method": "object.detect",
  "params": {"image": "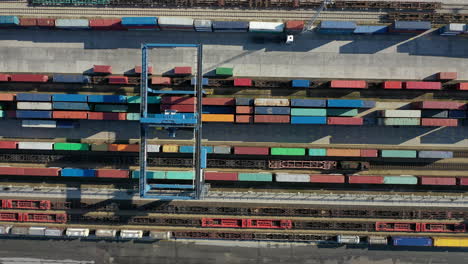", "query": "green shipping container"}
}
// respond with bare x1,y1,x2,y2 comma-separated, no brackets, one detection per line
125,96,161,104
216,67,233,76
382,118,420,126
132,171,165,179
381,150,417,158
327,108,358,117
291,108,326,116
91,144,108,151
308,148,327,156
238,173,273,182
271,147,305,156
53,142,89,151
0,111,3,118
166,171,194,180
383,176,418,185
94,104,128,113
126,113,140,121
